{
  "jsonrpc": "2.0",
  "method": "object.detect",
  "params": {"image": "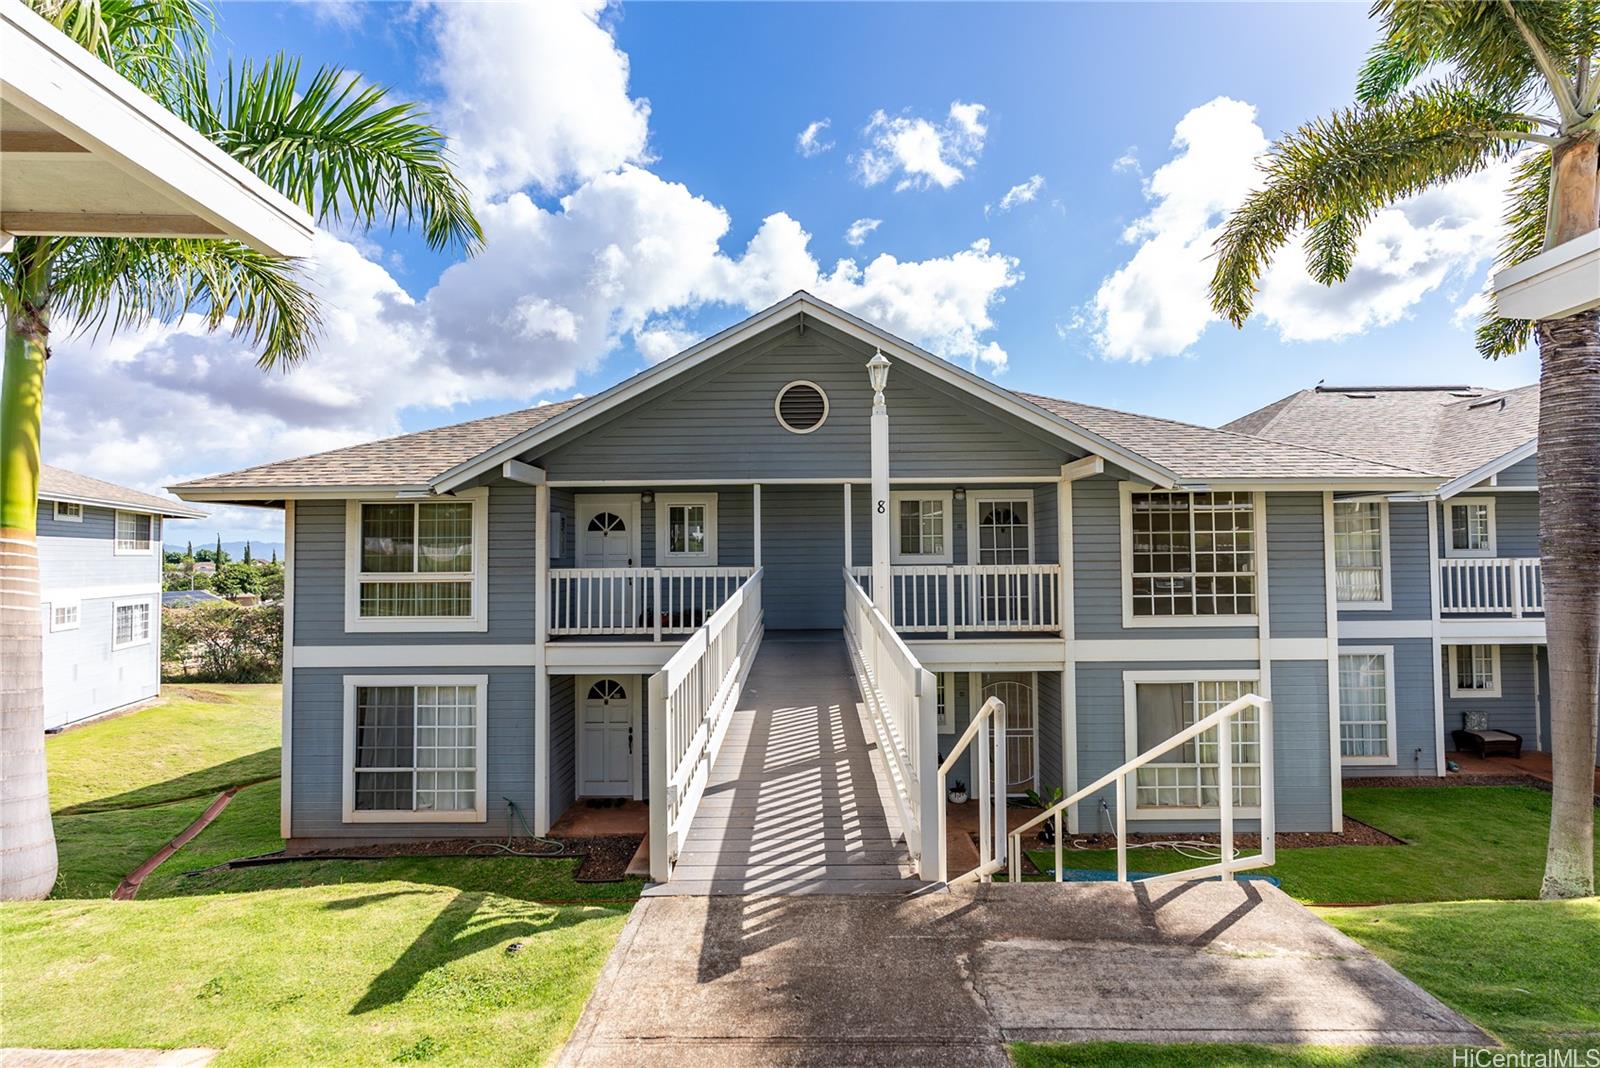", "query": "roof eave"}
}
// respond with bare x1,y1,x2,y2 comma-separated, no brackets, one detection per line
1436,438,1538,500
40,489,206,518
170,484,424,504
